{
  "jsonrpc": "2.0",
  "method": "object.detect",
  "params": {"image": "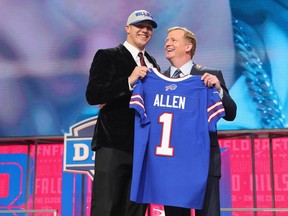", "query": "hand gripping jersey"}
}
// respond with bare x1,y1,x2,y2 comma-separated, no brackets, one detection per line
129,68,225,209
